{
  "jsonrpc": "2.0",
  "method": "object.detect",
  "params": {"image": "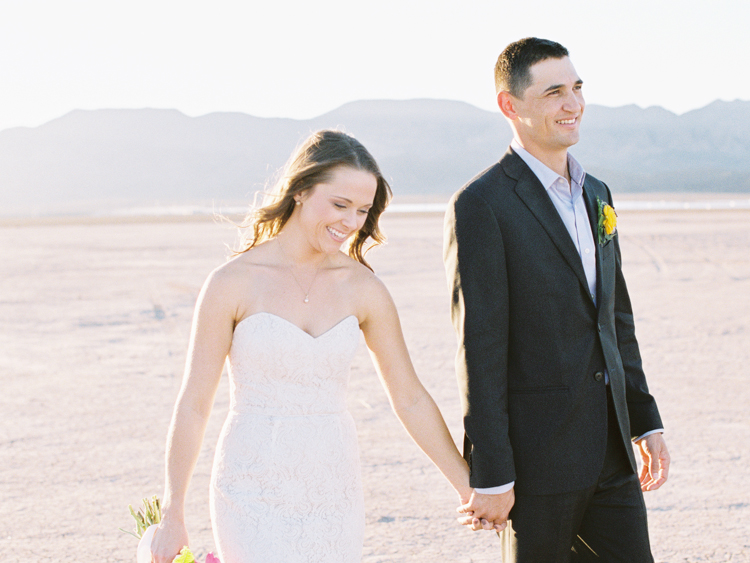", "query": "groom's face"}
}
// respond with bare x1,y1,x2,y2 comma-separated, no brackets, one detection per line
510,56,585,159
